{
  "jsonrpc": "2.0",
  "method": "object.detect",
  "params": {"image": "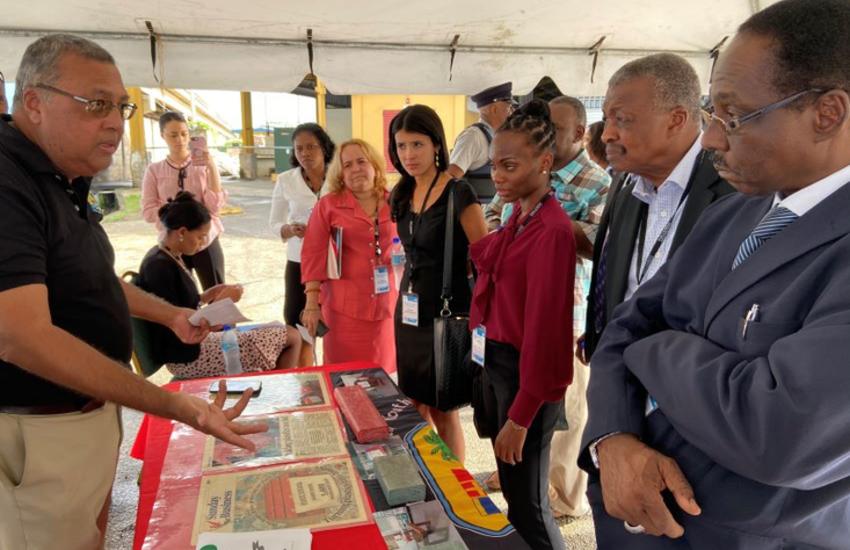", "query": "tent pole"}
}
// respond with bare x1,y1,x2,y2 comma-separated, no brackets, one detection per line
315,78,327,128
